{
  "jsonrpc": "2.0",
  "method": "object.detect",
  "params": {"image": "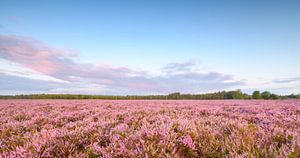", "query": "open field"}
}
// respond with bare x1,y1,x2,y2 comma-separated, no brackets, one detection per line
0,100,299,158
